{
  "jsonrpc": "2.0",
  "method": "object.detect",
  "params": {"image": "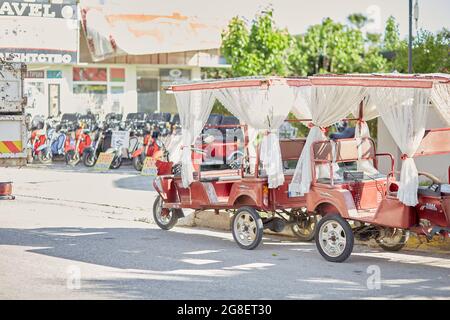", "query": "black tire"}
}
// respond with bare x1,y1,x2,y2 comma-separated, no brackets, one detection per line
231,206,264,250
109,155,122,169
315,214,354,263
376,228,408,252
65,150,78,166
152,195,180,230
132,156,144,171
82,150,96,167
37,151,52,164
290,213,318,242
